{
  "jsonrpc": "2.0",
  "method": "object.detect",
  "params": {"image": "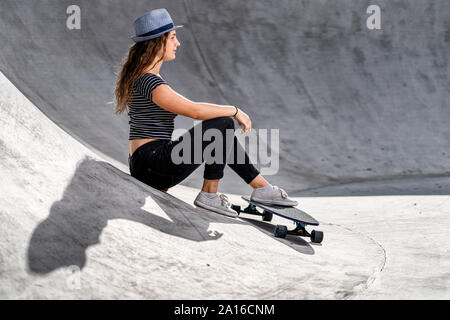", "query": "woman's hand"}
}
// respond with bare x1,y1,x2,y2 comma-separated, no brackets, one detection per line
234,108,252,134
